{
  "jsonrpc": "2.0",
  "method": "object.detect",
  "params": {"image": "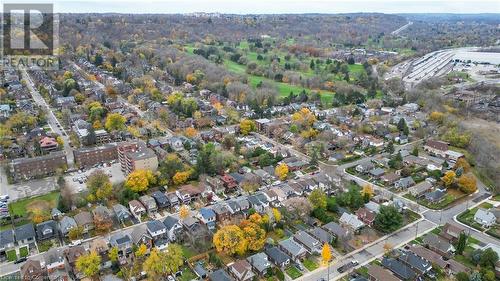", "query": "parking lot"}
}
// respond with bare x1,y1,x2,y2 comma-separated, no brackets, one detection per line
64,162,126,194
